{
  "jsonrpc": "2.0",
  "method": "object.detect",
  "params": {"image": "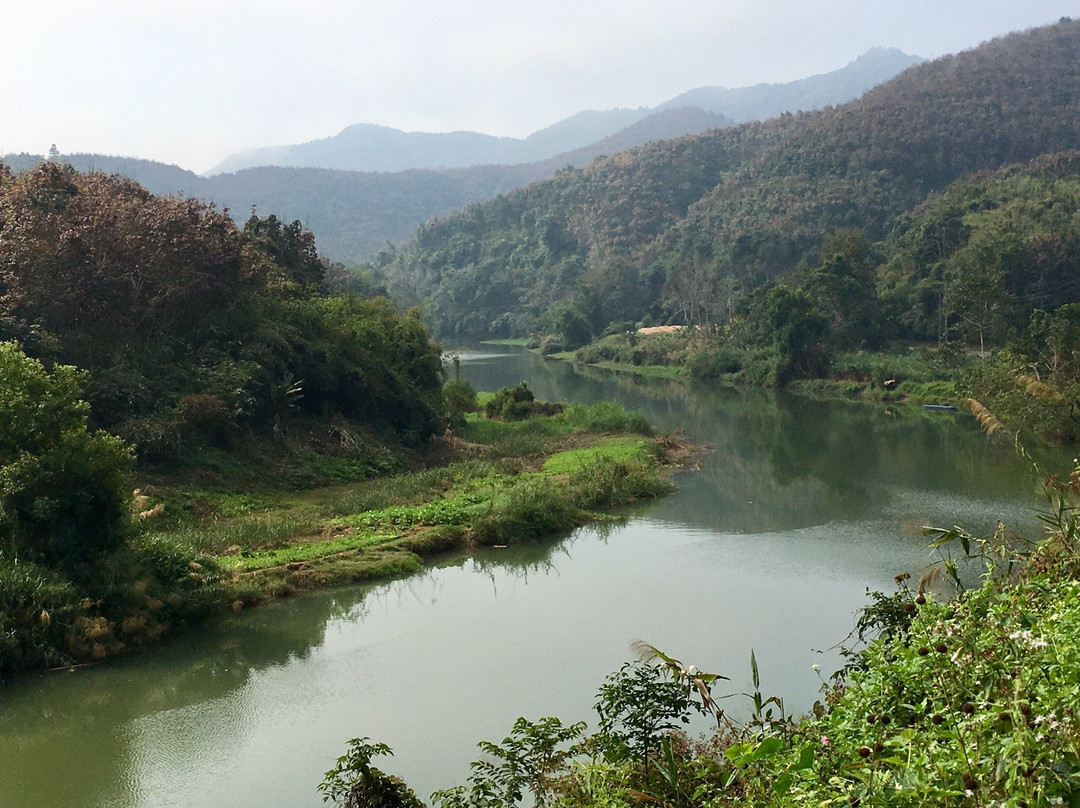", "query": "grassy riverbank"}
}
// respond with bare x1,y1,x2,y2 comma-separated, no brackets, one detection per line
323,469,1080,808
0,395,692,678
562,330,964,407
